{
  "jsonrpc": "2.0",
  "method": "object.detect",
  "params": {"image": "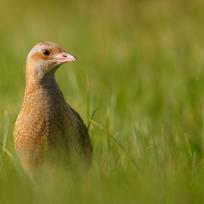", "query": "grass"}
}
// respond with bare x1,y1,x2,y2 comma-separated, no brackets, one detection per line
1,0,204,203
